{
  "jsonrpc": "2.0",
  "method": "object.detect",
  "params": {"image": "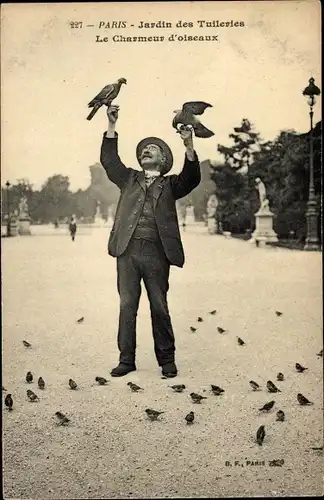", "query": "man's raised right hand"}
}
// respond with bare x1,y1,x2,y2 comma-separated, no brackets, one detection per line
107,104,119,124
